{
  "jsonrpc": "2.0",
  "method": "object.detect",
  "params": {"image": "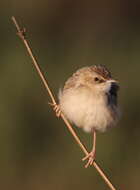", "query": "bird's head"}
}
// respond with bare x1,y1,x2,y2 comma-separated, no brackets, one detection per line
77,65,119,98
